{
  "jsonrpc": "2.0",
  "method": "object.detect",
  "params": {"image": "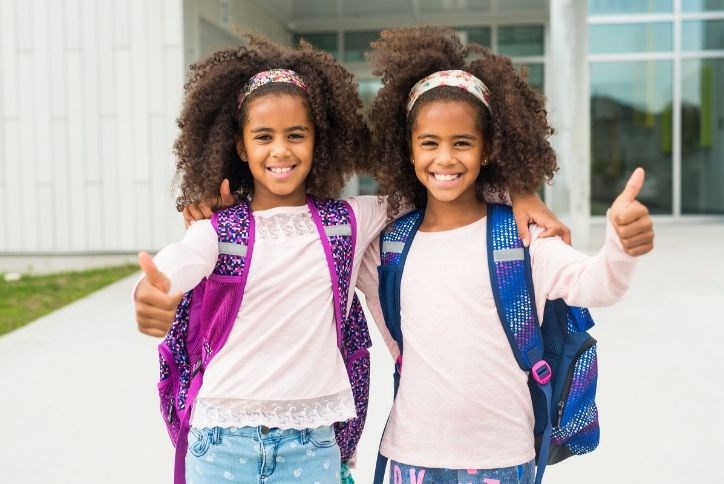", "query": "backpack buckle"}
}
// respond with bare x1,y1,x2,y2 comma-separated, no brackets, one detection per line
191,359,203,378
531,360,552,385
